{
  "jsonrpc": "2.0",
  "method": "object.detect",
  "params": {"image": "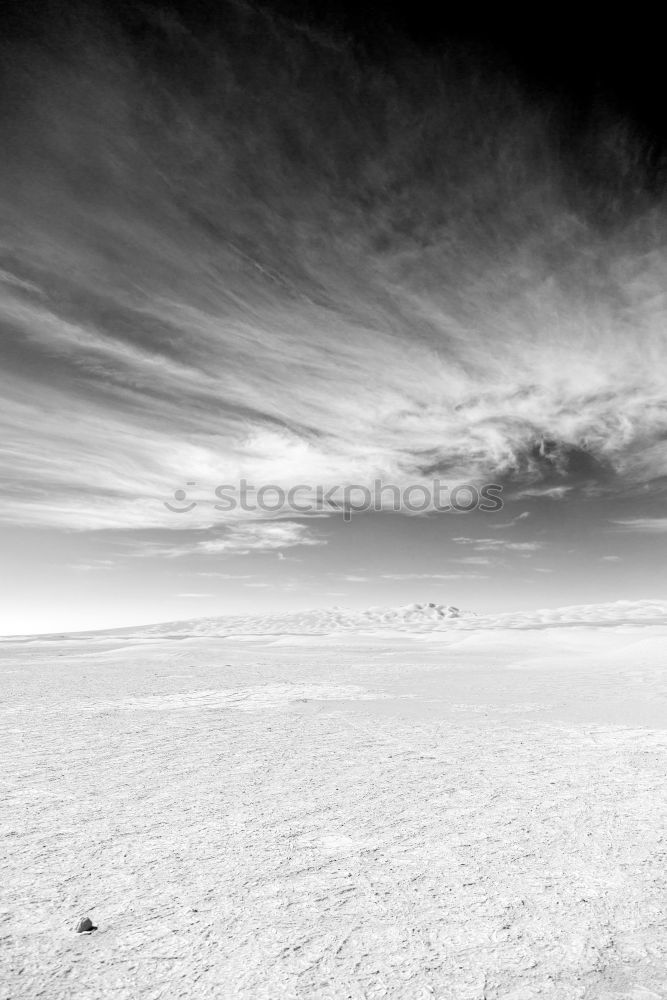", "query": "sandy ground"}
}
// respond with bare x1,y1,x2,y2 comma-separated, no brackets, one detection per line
2,624,667,998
